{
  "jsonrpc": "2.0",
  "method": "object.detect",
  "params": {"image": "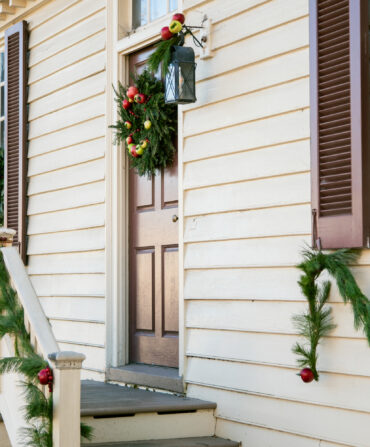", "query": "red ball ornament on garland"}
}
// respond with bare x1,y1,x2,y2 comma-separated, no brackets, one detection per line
172,13,185,24
299,368,315,383
126,86,139,100
122,99,131,110
161,26,173,40
124,121,132,129
38,368,49,385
